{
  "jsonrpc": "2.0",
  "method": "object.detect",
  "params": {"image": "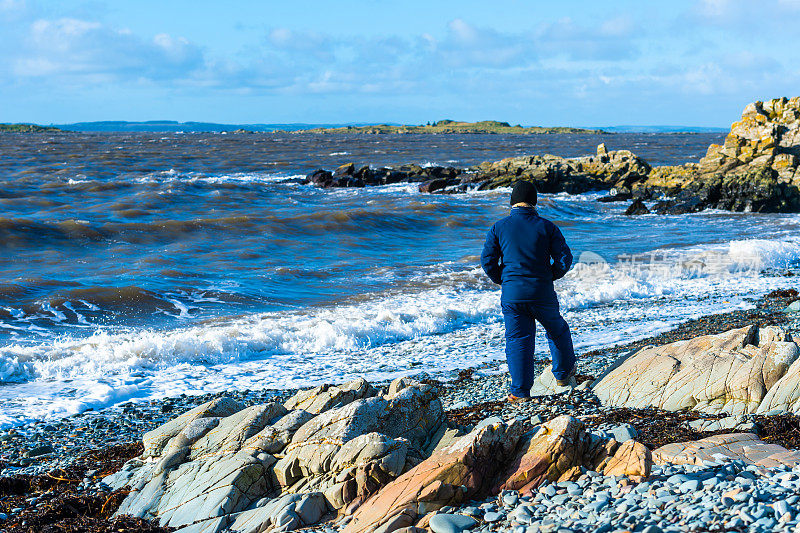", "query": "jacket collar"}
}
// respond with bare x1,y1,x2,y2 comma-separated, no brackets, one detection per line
511,206,538,216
